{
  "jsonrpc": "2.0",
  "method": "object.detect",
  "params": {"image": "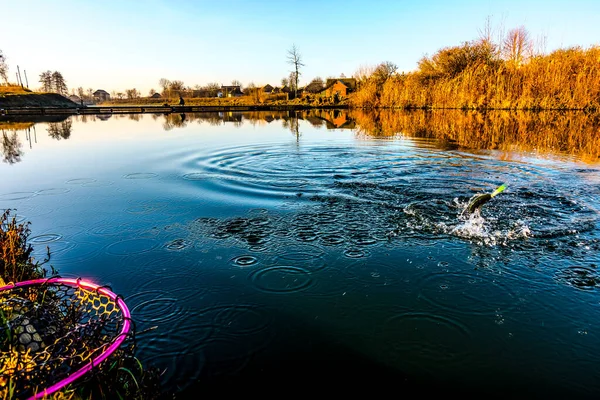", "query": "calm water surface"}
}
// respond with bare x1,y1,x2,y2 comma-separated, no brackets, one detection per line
1,110,599,396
